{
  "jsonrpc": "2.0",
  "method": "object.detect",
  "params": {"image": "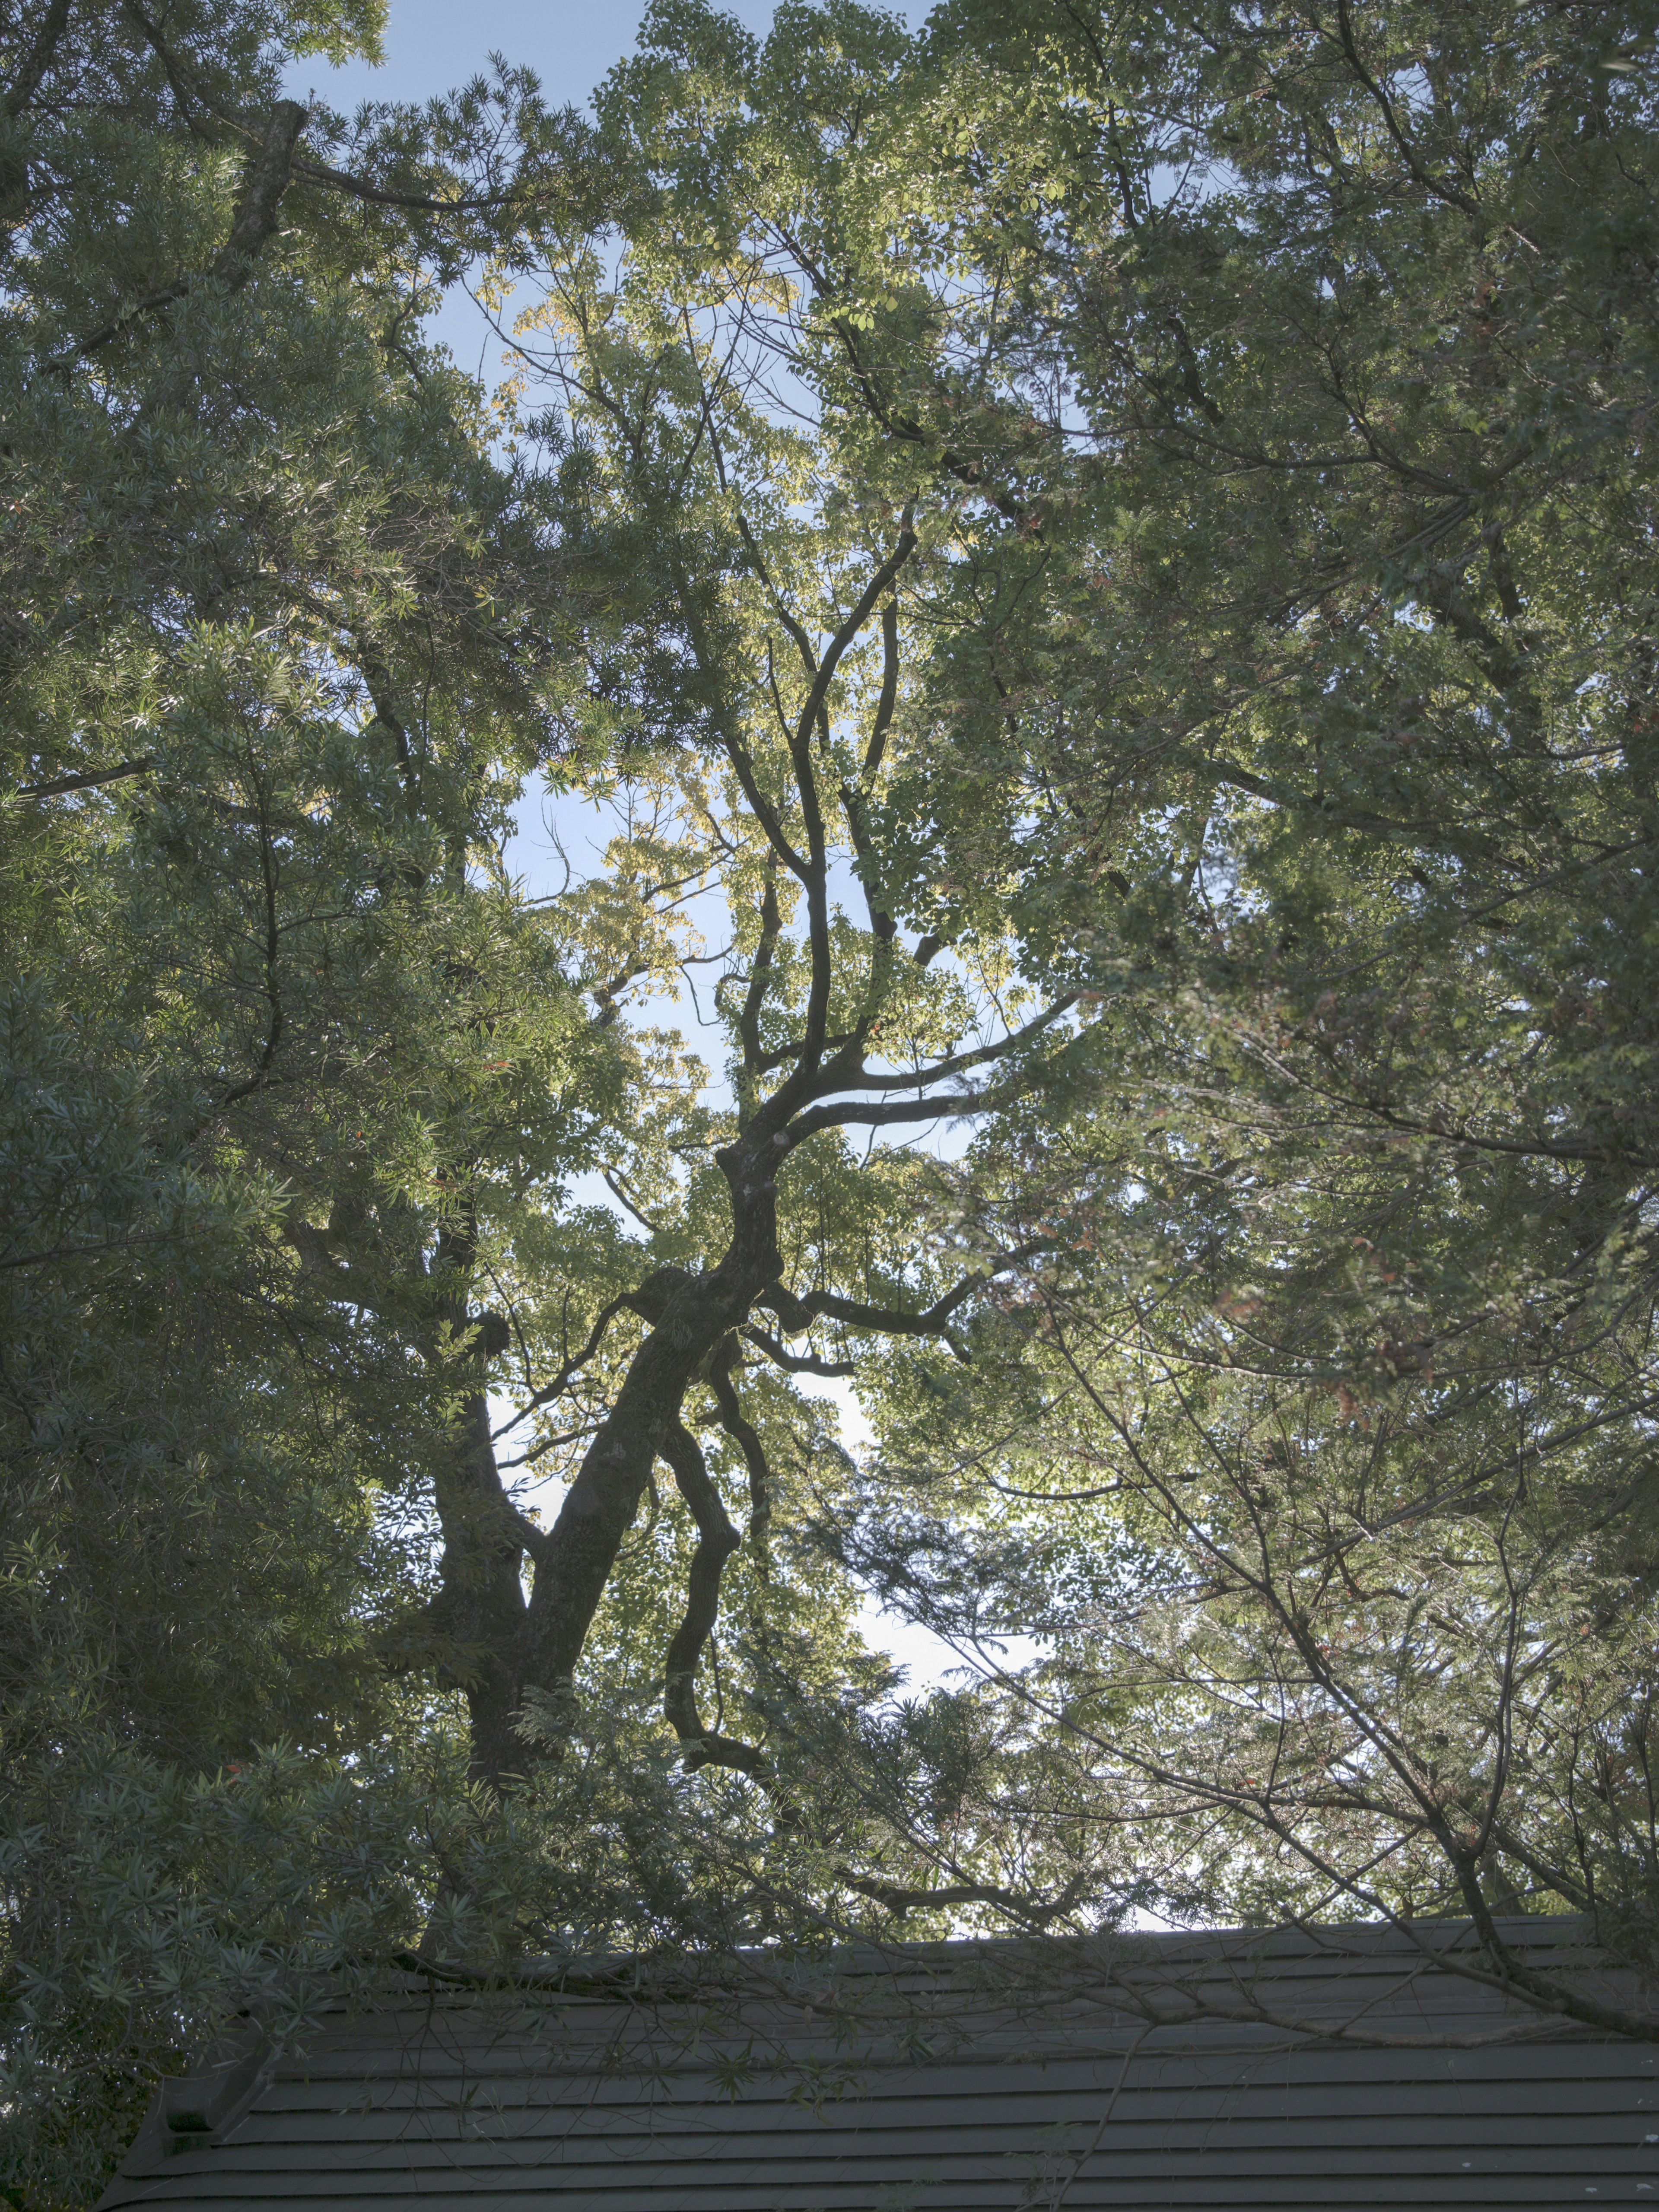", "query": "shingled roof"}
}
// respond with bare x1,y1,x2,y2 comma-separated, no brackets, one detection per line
99,1916,1659,2210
